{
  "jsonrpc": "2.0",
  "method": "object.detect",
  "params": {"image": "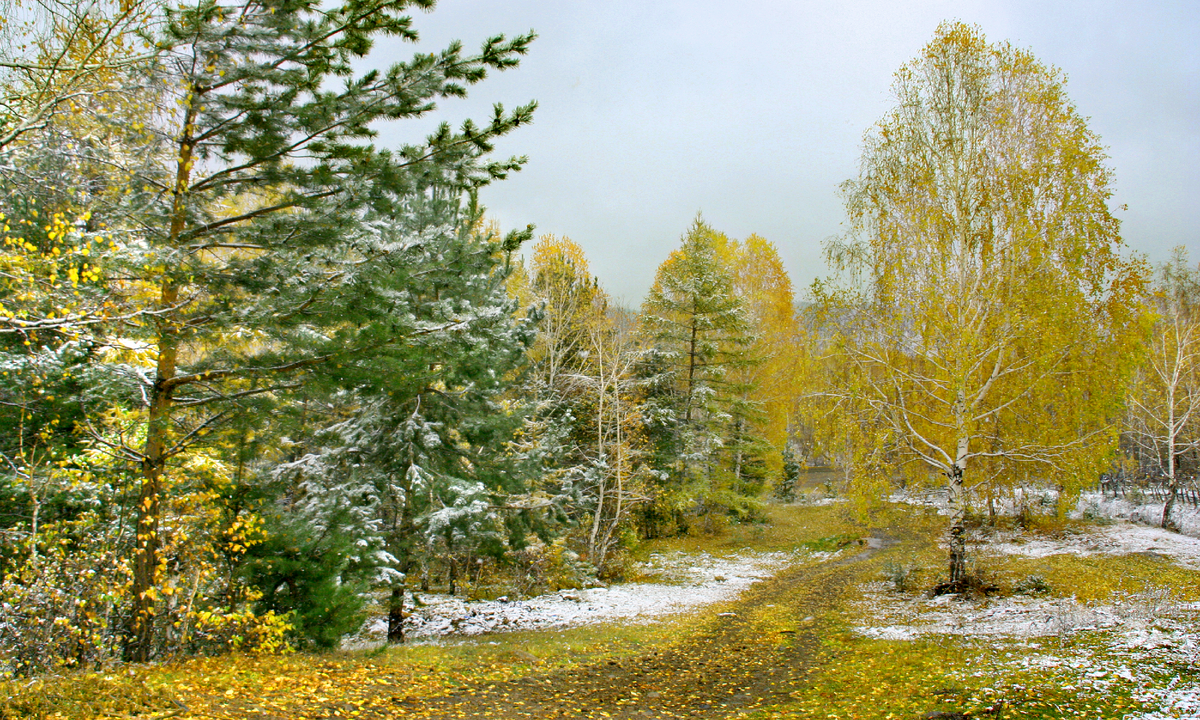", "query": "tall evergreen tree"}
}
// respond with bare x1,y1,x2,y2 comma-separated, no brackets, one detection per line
69,0,538,660
639,218,754,531
271,200,542,644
